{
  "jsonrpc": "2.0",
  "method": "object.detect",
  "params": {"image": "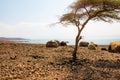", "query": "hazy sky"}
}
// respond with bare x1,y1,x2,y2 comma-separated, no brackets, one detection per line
0,0,120,39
